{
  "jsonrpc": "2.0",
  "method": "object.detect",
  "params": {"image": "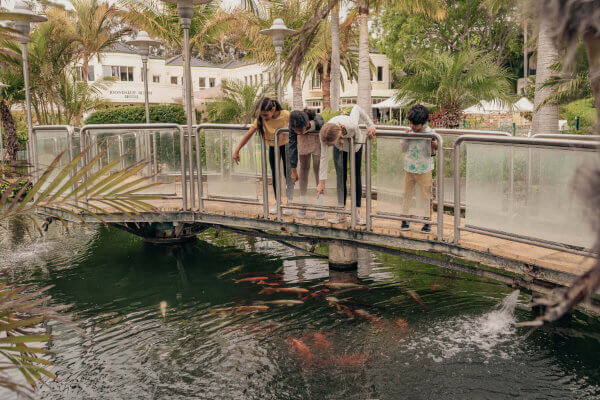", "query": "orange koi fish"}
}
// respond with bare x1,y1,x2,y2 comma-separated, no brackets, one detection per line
235,276,270,283
336,353,370,367
407,290,429,310
301,289,329,301
287,338,313,361
259,287,309,295
395,318,409,330
210,305,270,314
256,281,280,286
312,333,333,352
353,308,383,325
